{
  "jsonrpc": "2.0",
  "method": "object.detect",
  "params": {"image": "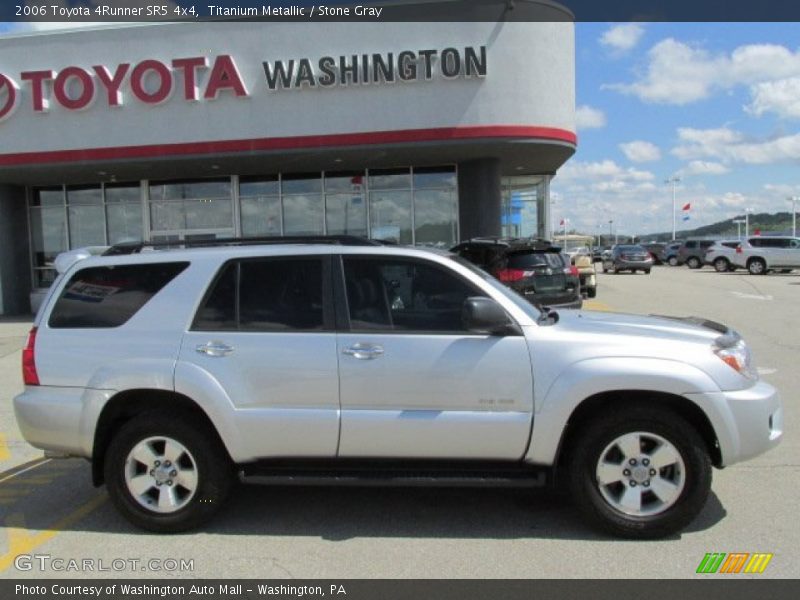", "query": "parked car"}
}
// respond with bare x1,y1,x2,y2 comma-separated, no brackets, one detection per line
642,243,666,265
664,242,683,266
451,238,582,309
703,240,741,272
677,239,716,269
14,236,783,539
733,235,800,274
602,244,654,274
591,246,605,262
